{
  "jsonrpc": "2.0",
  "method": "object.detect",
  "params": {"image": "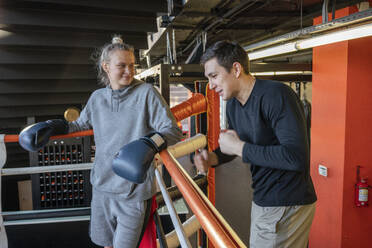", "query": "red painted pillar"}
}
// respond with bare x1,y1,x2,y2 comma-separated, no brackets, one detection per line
206,83,220,248
206,84,220,206
309,5,372,248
